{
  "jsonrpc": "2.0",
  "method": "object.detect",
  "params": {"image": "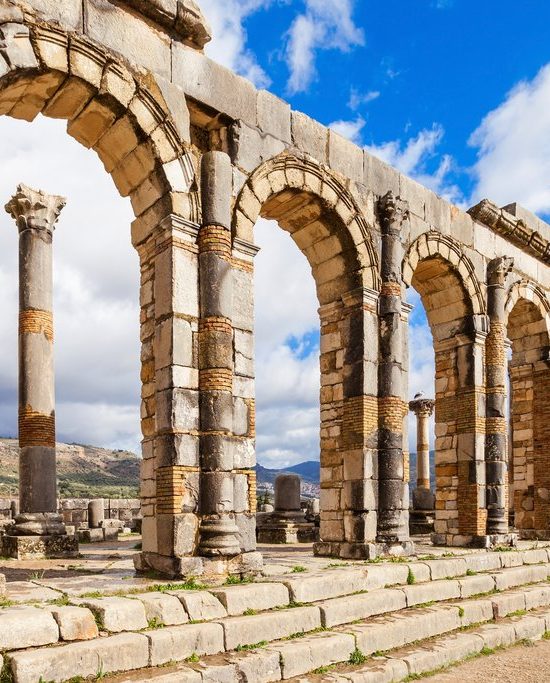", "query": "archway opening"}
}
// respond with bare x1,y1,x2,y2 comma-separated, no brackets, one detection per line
508,296,550,537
